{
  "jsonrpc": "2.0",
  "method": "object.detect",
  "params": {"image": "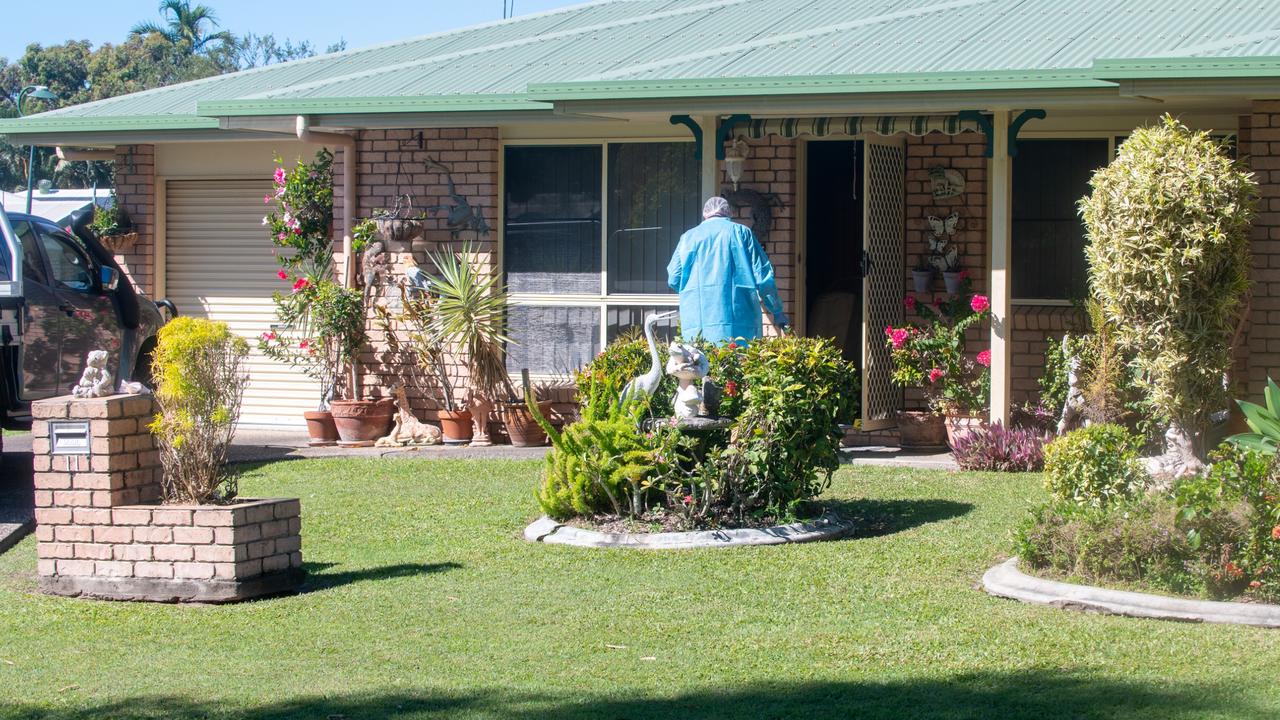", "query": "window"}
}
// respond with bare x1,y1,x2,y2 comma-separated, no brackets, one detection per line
12,221,48,286
504,142,699,374
38,227,94,292
1012,139,1109,302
